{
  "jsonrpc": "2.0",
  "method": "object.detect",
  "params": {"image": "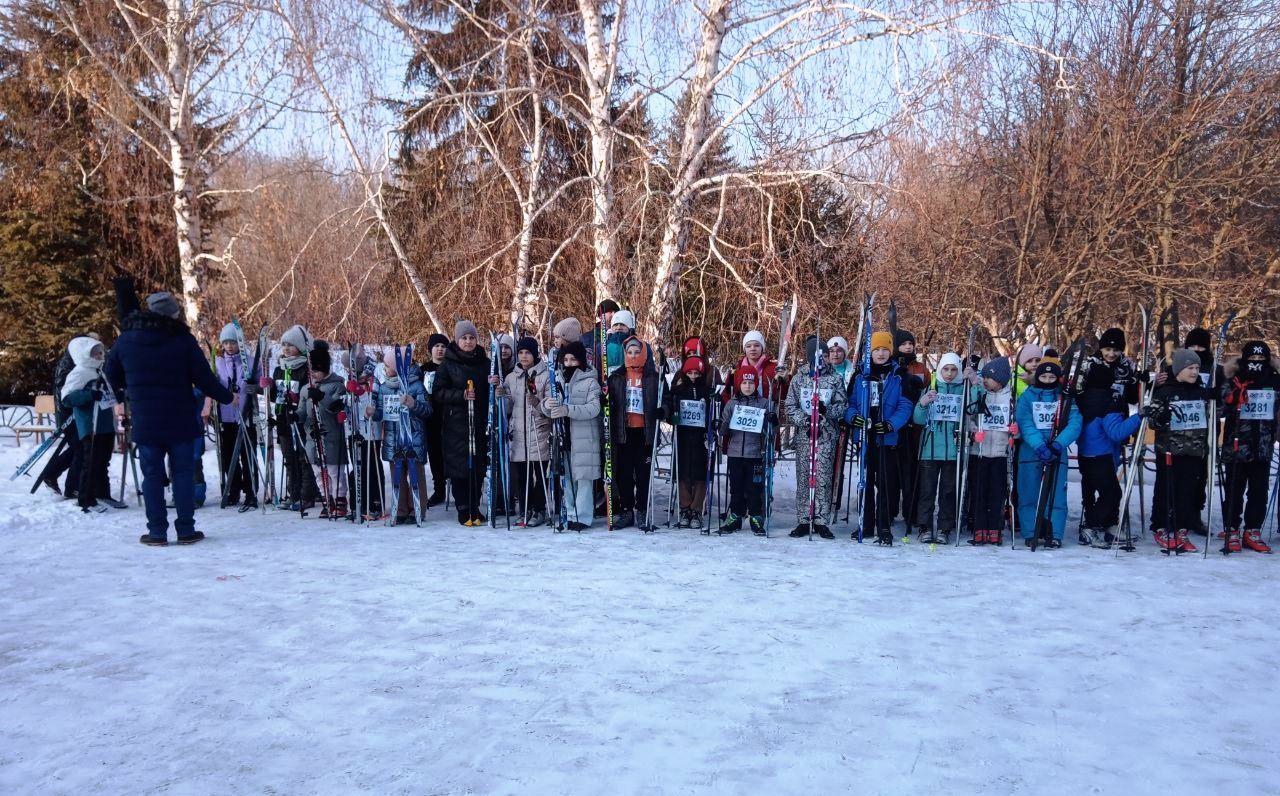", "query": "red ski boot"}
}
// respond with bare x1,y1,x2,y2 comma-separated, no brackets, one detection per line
1242,529,1272,553
1223,529,1243,553
1154,530,1176,551
1175,529,1197,553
